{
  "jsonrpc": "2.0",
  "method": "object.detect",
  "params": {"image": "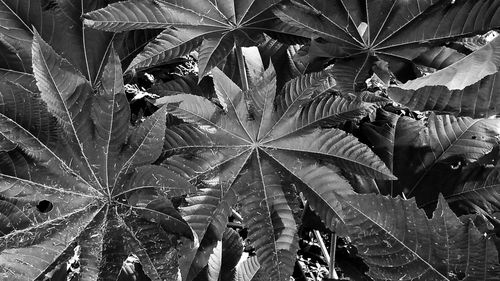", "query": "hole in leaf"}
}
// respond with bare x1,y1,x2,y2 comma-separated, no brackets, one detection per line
71,260,80,269
471,135,477,139
450,161,462,170
36,200,53,213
